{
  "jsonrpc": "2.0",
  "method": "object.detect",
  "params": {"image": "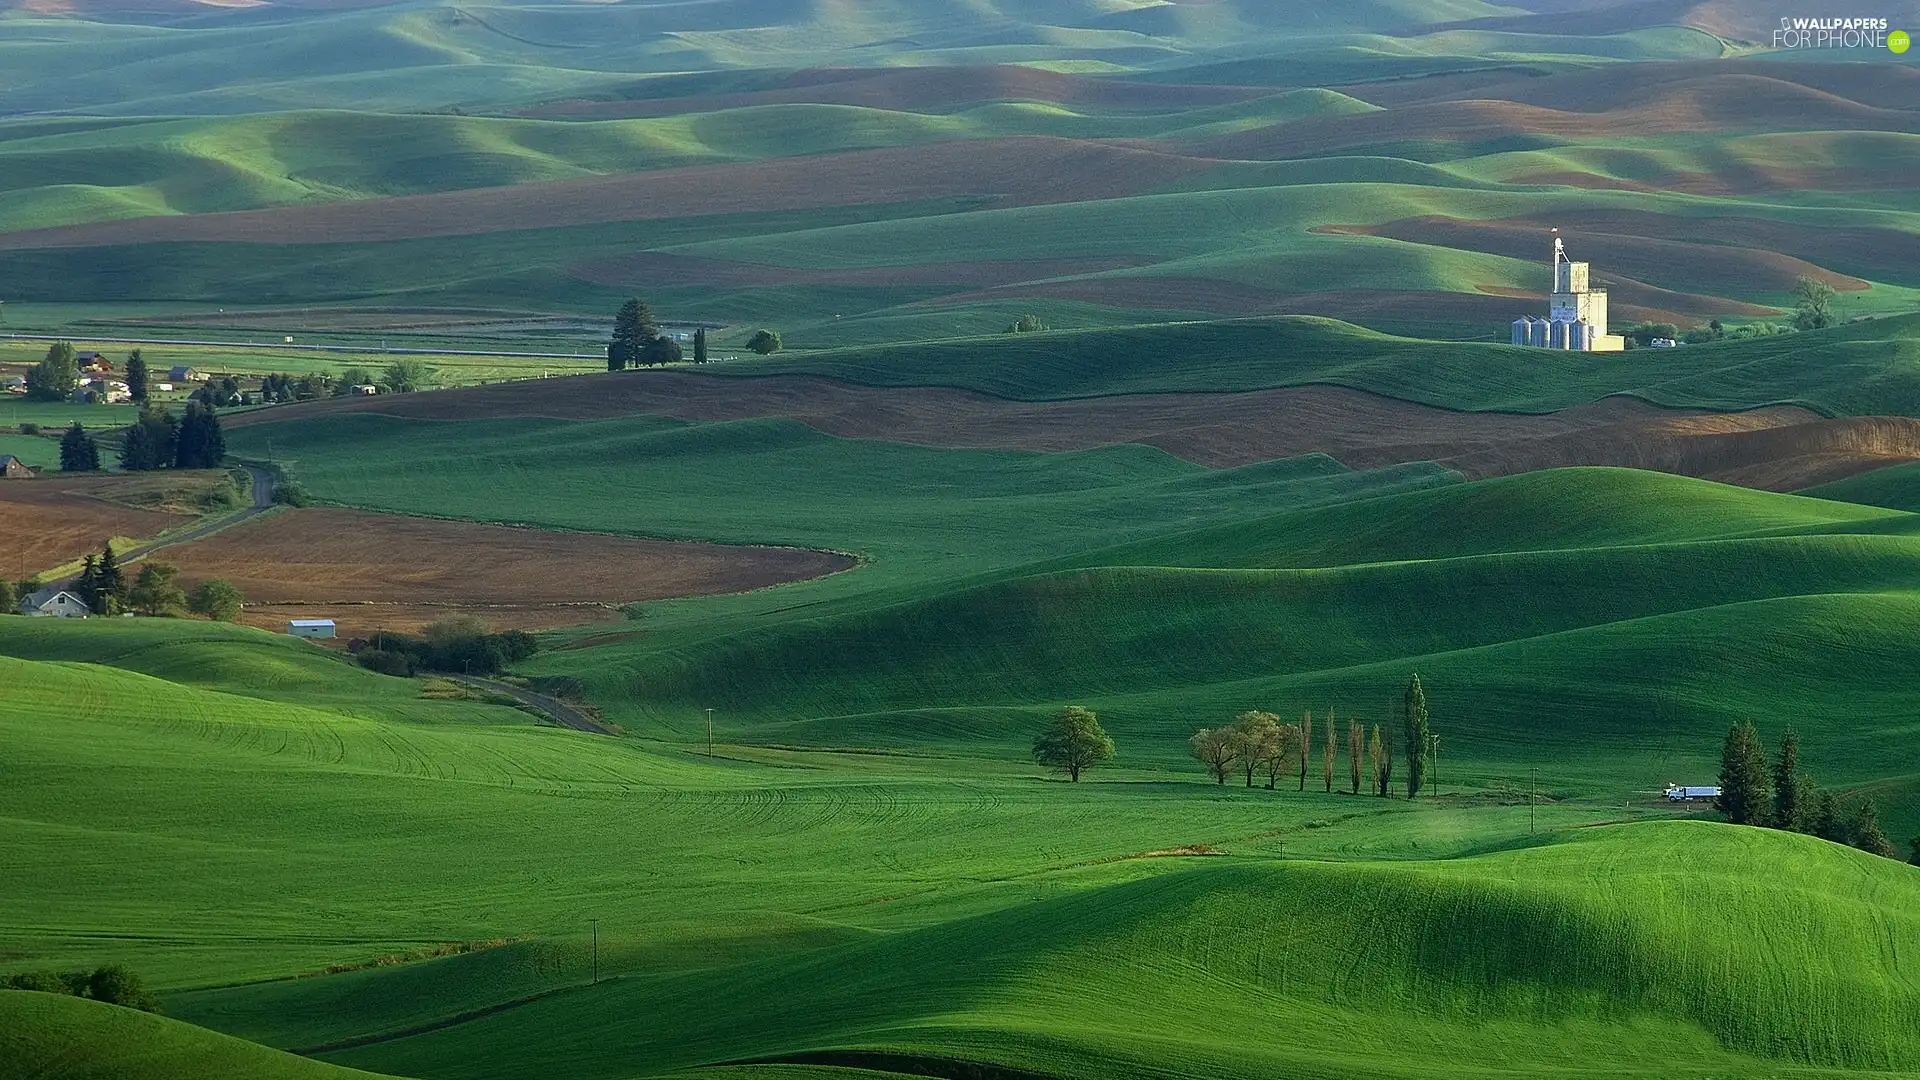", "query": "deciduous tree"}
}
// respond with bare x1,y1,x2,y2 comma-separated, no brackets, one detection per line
1403,673,1430,799
127,562,187,617
1031,706,1114,783
25,341,78,401
1793,276,1836,330
640,334,683,367
381,359,433,394
1230,710,1281,788
0,579,15,613
1348,719,1363,794
1715,721,1772,825
1191,727,1237,786
1297,710,1312,791
187,579,244,622
747,329,782,355
59,423,99,472
1323,707,1336,793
